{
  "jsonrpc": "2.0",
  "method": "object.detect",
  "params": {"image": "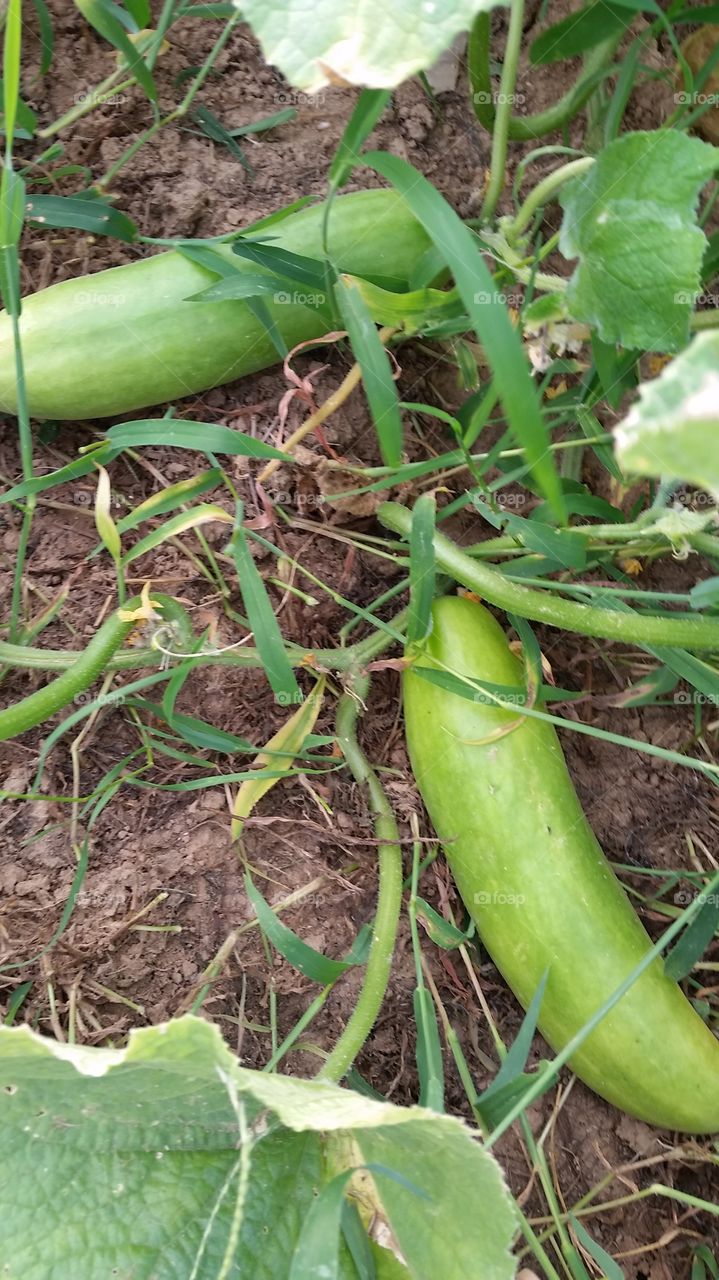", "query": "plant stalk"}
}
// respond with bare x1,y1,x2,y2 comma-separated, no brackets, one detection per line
378,502,719,651
480,0,526,223
508,155,595,242
469,18,622,142
318,673,404,1083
